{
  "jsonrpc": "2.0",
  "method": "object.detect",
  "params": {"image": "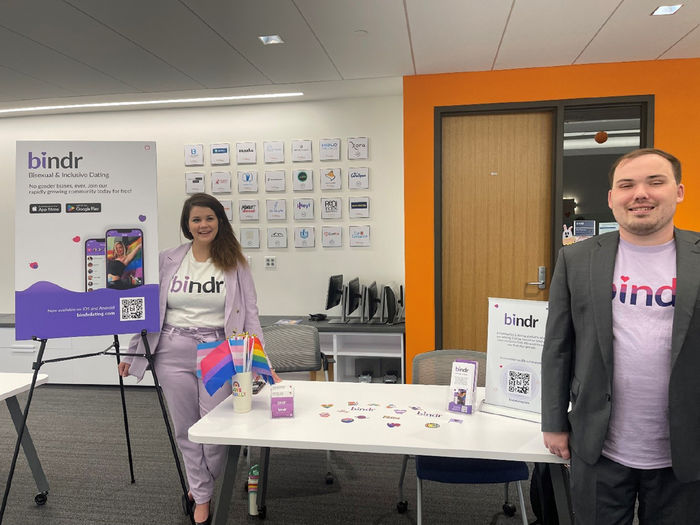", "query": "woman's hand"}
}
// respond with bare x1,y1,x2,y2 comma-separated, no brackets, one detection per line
118,362,131,378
